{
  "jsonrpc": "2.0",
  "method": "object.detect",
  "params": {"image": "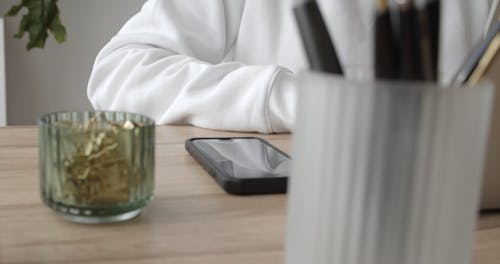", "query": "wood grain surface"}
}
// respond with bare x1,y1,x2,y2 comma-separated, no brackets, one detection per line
0,126,498,264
